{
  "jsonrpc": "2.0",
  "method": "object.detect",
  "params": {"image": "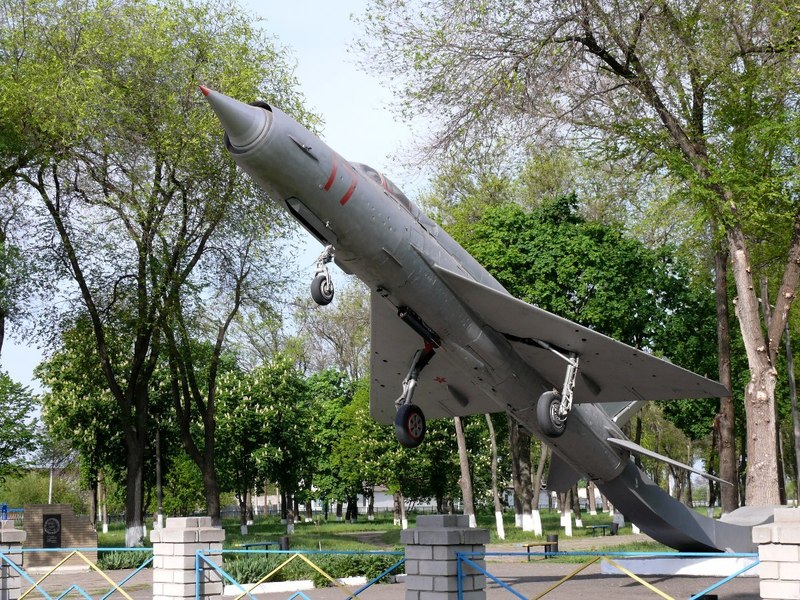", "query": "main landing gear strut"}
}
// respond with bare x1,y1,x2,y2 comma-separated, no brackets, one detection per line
311,245,335,305
394,343,435,448
536,351,579,437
